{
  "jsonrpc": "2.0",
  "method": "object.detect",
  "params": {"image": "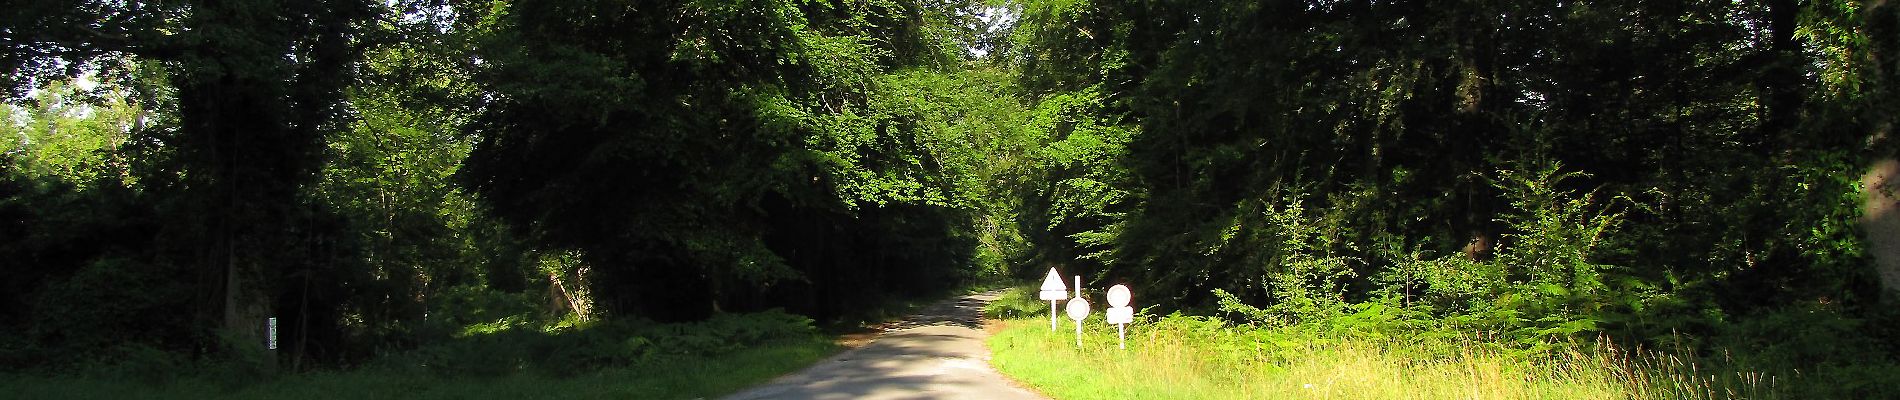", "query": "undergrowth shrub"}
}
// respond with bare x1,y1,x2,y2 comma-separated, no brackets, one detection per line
1251,196,1358,326
427,285,537,336
389,309,820,377
1706,304,1900,398
1228,163,1629,351
75,344,188,386
982,286,1046,319
25,257,199,365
